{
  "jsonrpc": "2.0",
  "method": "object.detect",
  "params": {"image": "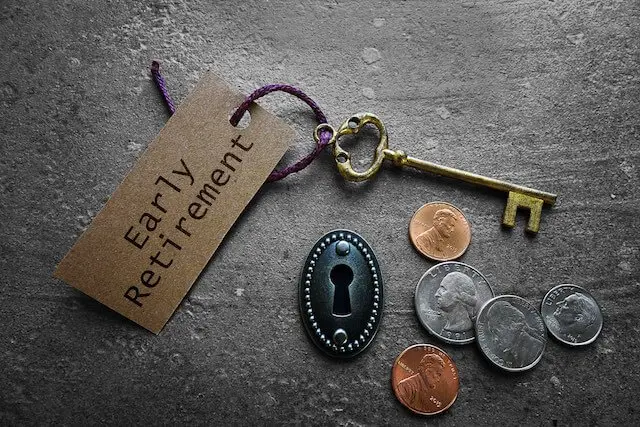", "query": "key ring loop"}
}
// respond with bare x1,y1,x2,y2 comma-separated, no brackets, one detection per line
313,123,336,145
